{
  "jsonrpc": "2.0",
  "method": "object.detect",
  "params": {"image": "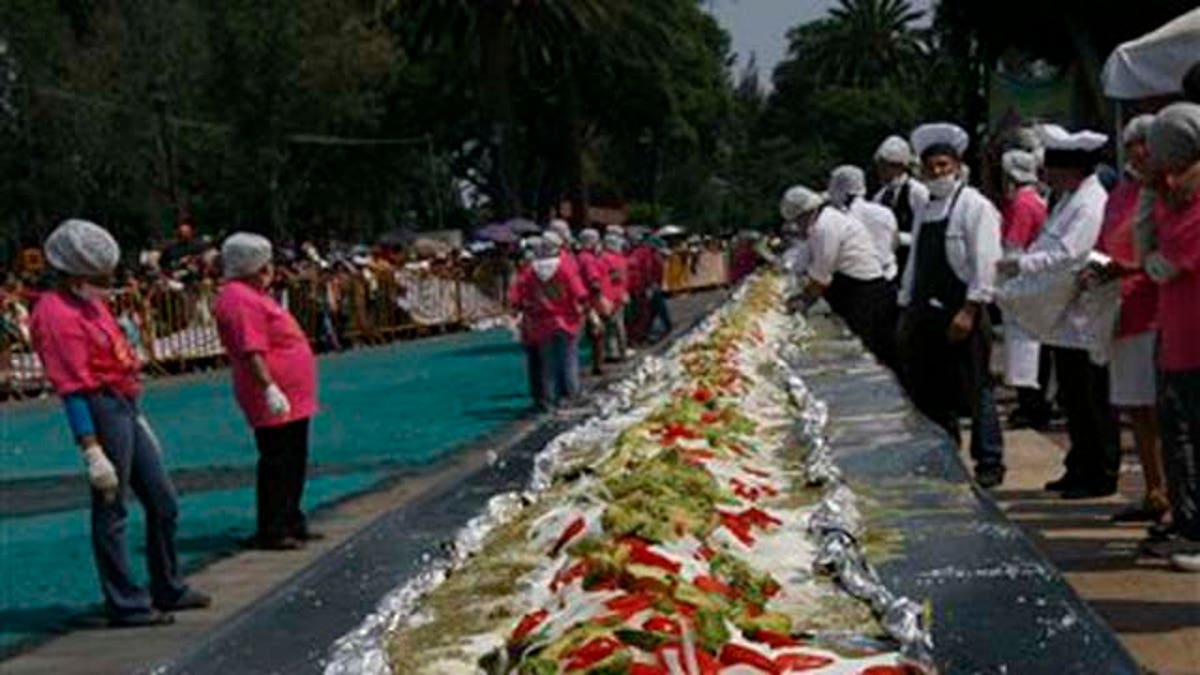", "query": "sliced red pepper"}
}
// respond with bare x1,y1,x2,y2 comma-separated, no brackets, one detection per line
692,388,715,404
775,652,834,672
552,516,586,557
700,411,721,425
719,511,756,546
551,559,591,592
627,544,683,574
655,645,721,675
693,575,737,598
510,608,549,644
859,666,921,675
565,636,623,671
741,507,783,529
604,593,656,621
696,545,716,561
629,664,669,675
750,630,801,649
720,643,780,674
643,615,683,637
